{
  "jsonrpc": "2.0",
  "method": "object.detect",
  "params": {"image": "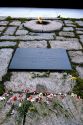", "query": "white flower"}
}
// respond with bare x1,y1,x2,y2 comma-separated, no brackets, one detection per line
19,103,22,107
0,96,6,101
